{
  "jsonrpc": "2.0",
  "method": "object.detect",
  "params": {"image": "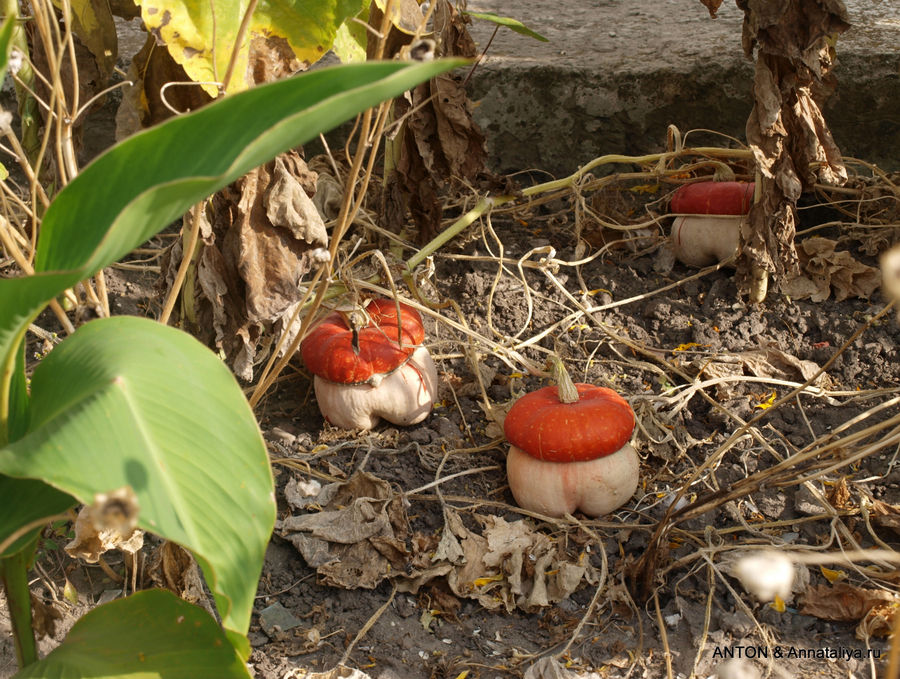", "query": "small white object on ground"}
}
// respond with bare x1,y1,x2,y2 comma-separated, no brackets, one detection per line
733,550,794,602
